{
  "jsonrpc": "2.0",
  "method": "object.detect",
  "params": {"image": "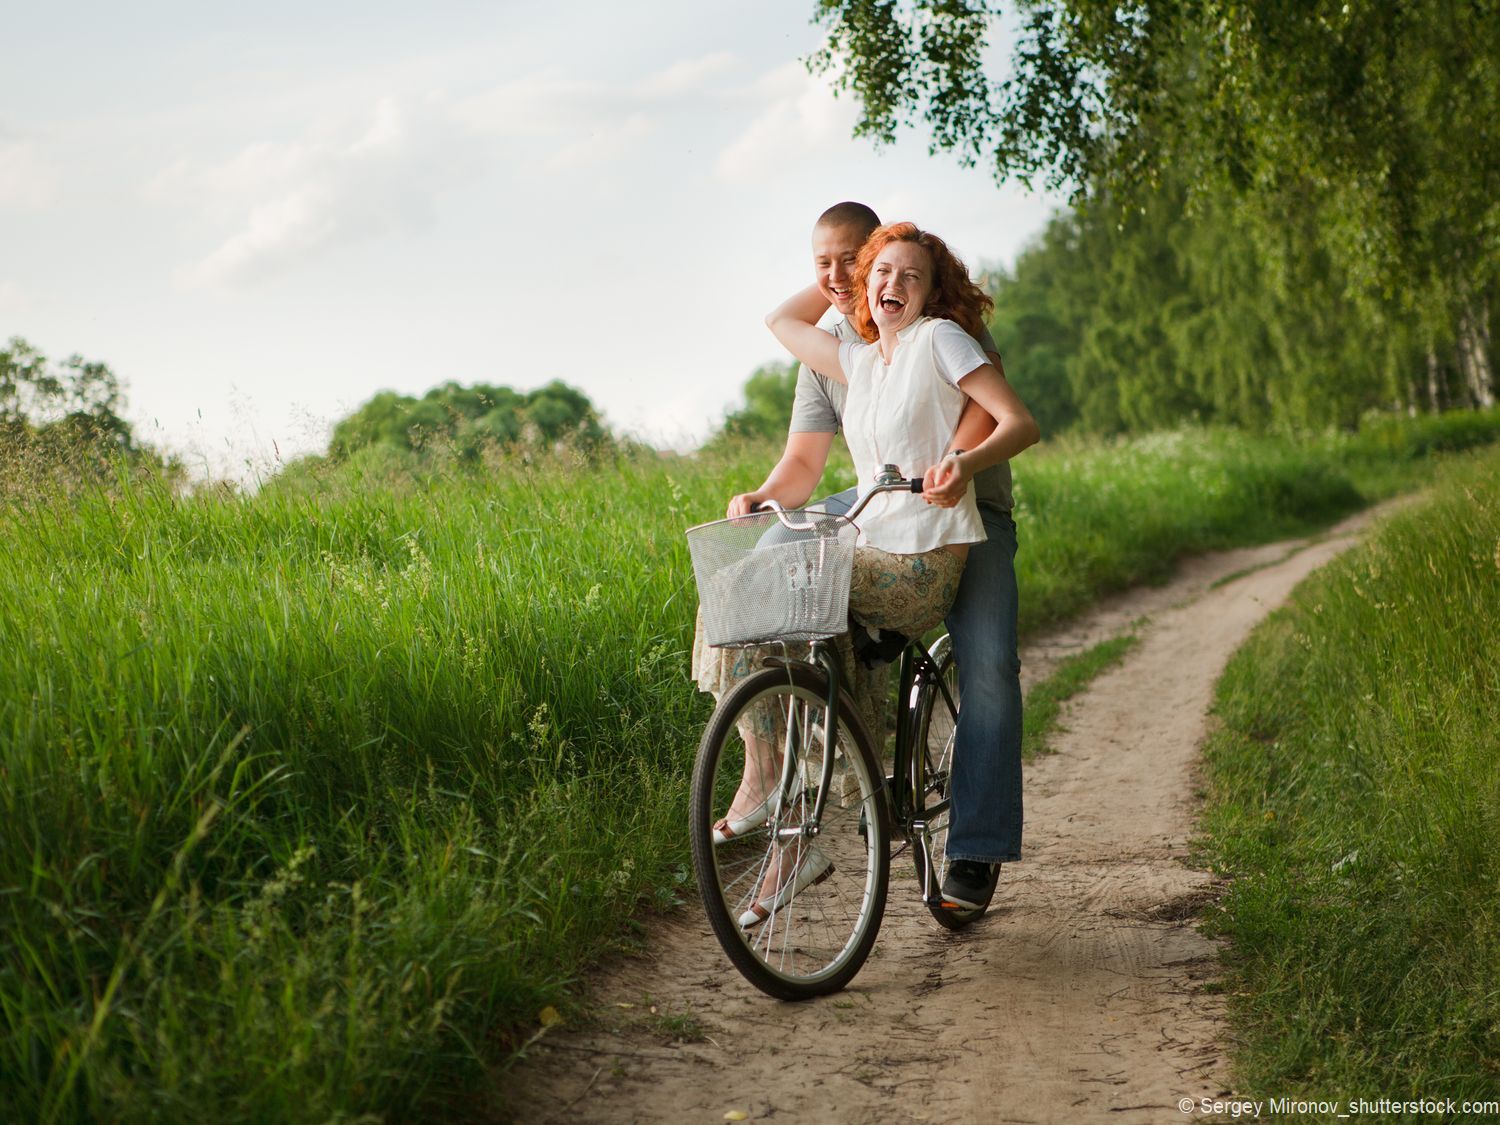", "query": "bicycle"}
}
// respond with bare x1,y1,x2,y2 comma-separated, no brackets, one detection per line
685,466,996,1001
